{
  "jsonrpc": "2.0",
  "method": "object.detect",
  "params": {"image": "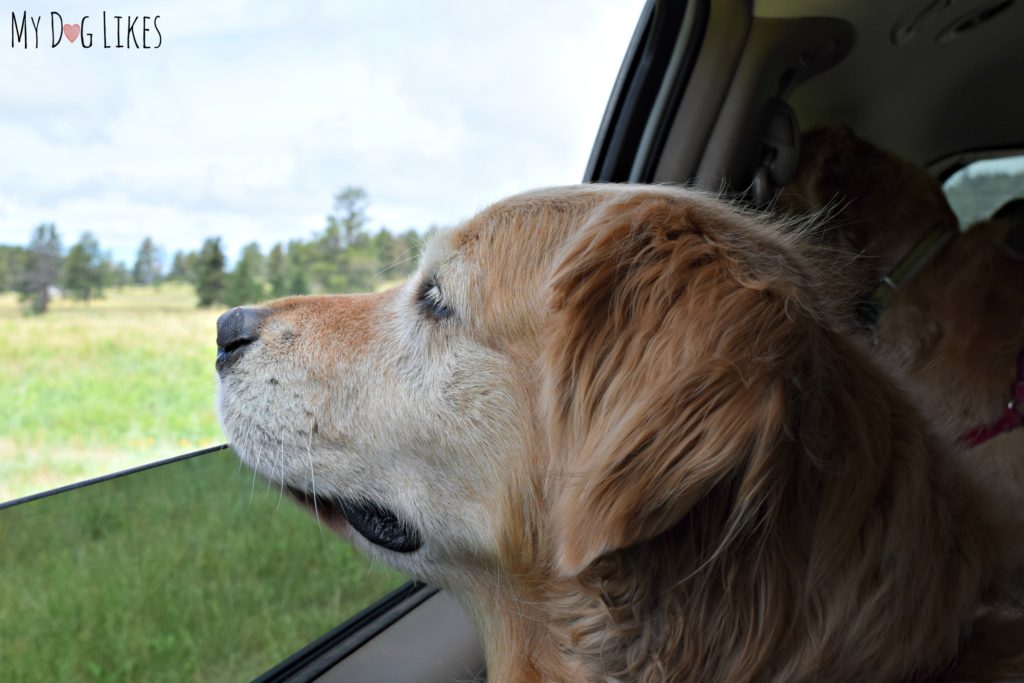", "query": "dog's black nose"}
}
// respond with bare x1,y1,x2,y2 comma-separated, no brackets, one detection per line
217,306,271,351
